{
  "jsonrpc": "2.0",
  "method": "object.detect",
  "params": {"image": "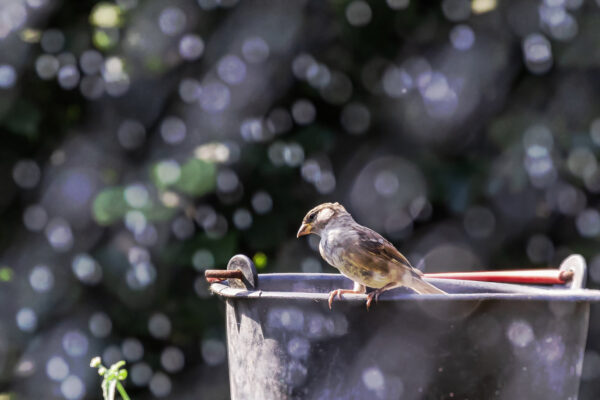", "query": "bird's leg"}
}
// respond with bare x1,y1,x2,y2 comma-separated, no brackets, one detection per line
328,282,366,310
366,282,399,310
